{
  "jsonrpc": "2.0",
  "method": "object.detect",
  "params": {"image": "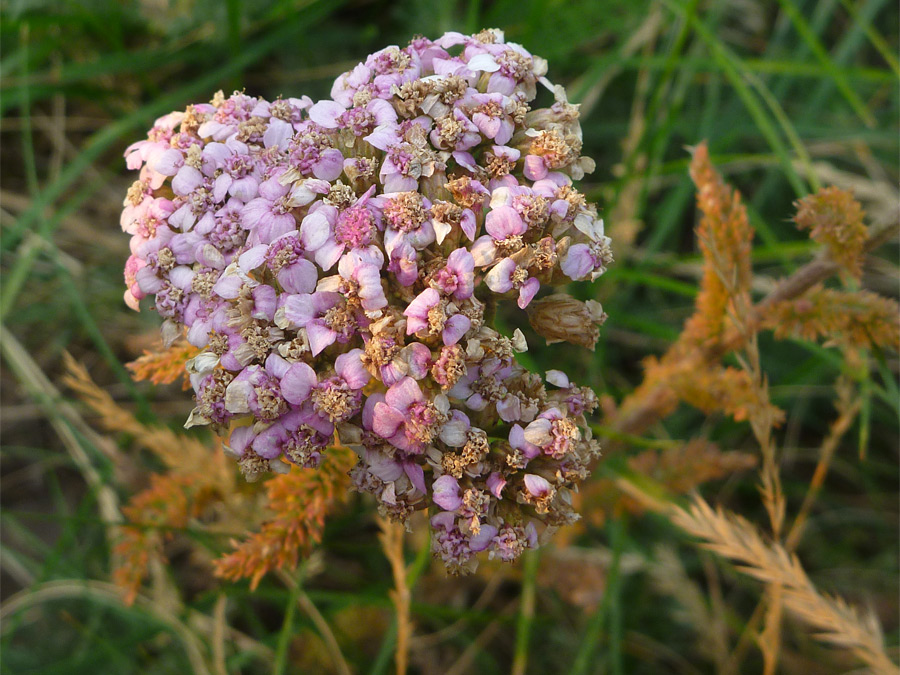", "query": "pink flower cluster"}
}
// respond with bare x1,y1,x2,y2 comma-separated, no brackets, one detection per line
120,29,611,573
